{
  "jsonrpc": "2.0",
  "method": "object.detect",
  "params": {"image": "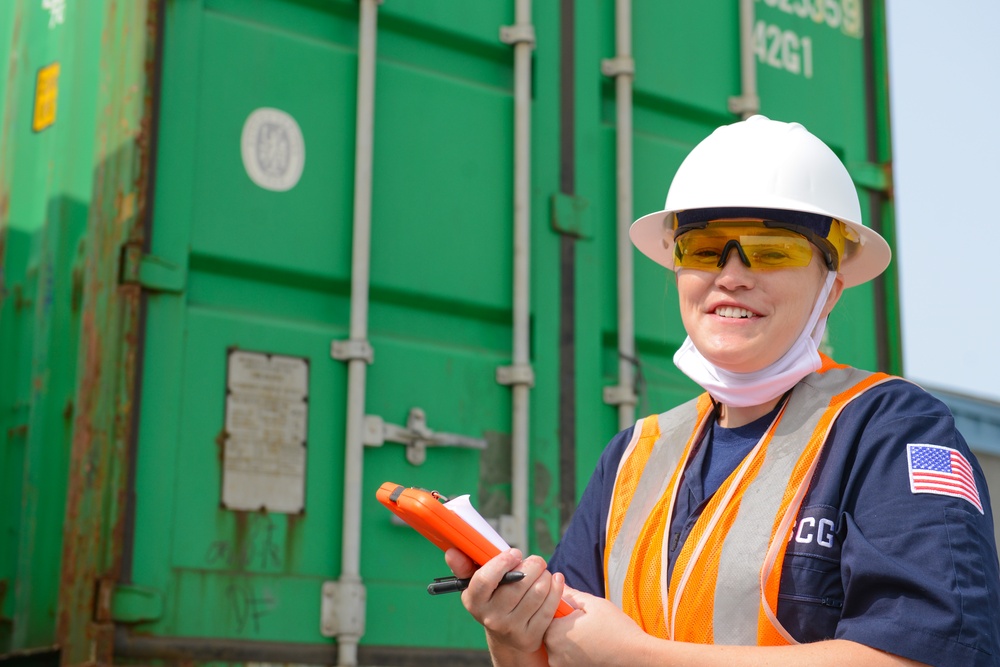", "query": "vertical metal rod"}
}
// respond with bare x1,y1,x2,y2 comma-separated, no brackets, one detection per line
734,0,760,118
613,0,636,431
339,0,379,664
510,0,533,552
